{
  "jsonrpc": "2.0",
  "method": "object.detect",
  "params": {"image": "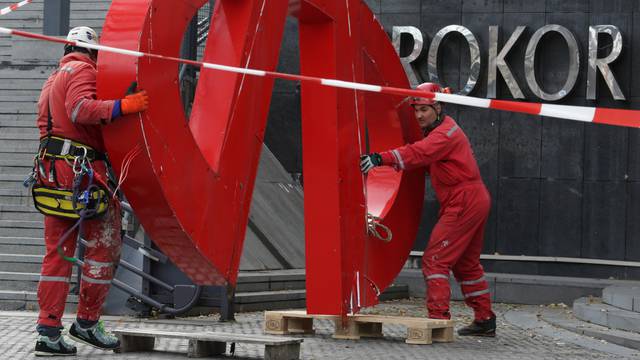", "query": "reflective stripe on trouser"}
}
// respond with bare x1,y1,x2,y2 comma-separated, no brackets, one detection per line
459,274,494,321
76,203,122,322
425,274,451,319
423,185,493,321
38,161,121,327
